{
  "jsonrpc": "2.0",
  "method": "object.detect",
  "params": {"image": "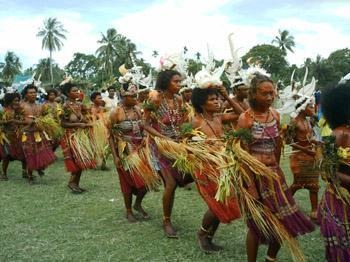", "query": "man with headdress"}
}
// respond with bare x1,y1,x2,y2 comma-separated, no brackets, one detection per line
278,75,320,220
